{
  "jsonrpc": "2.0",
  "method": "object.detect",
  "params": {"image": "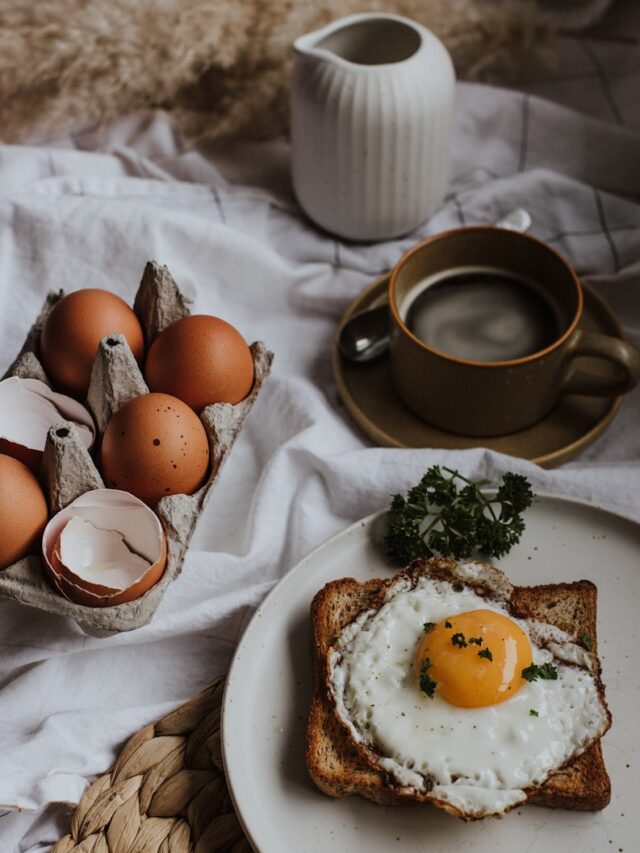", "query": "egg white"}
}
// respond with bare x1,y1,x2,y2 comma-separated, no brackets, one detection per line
329,572,609,819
